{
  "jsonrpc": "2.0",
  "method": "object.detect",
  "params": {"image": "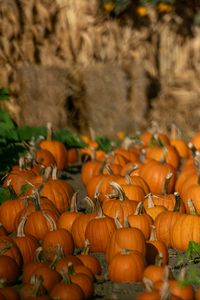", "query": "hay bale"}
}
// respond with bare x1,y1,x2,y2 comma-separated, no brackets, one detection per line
15,61,148,136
